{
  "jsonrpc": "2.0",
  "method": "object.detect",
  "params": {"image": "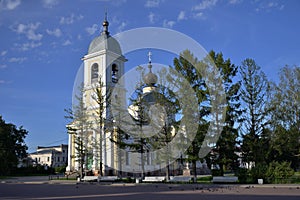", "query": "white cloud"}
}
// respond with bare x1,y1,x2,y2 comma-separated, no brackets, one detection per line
163,20,175,28
145,0,161,8
193,12,204,19
117,21,127,32
77,14,84,20
111,0,127,6
9,57,27,63
0,64,7,69
228,0,242,4
0,0,21,11
85,24,98,35
0,79,11,84
42,0,59,8
110,16,128,33
62,40,71,46
12,23,43,41
255,1,285,12
60,14,75,24
148,12,155,24
177,11,186,21
46,28,62,37
59,14,83,25
15,41,42,51
1,50,7,56
192,0,218,10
